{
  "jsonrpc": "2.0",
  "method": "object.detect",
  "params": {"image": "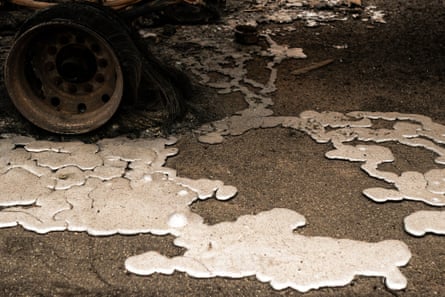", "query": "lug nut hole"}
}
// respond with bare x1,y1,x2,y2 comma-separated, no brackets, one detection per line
102,94,110,103
51,97,60,107
78,103,87,113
